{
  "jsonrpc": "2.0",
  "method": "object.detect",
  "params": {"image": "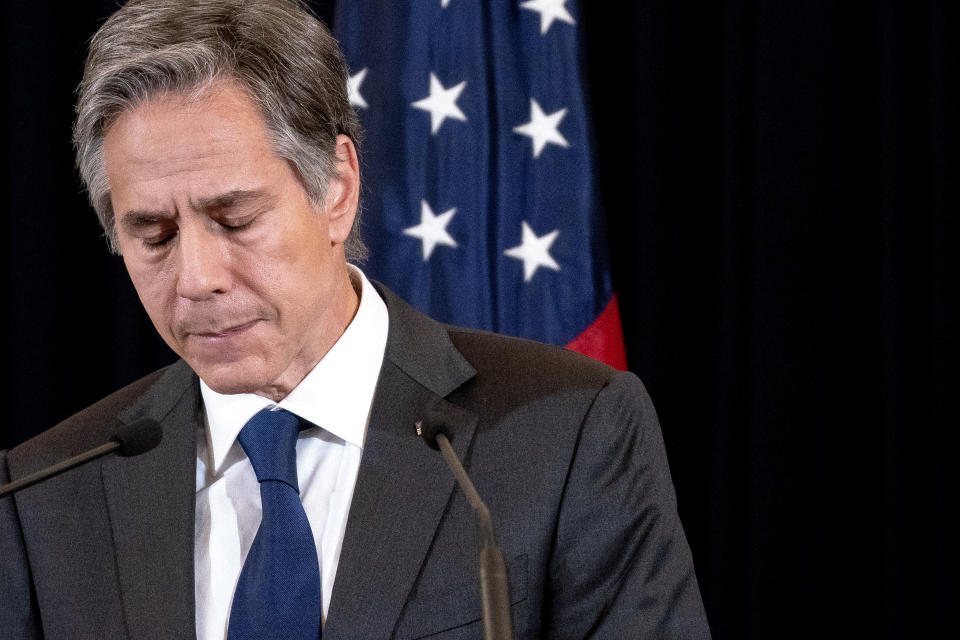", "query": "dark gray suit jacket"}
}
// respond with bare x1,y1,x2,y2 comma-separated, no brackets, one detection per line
1,286,710,639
